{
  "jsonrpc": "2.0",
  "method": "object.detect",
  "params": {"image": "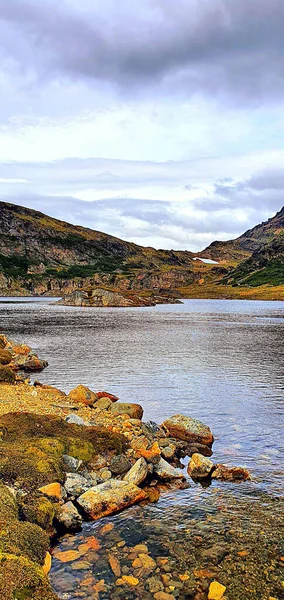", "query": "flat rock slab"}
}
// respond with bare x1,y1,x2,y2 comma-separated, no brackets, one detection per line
154,457,185,480
123,457,148,486
162,414,214,446
77,479,147,519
